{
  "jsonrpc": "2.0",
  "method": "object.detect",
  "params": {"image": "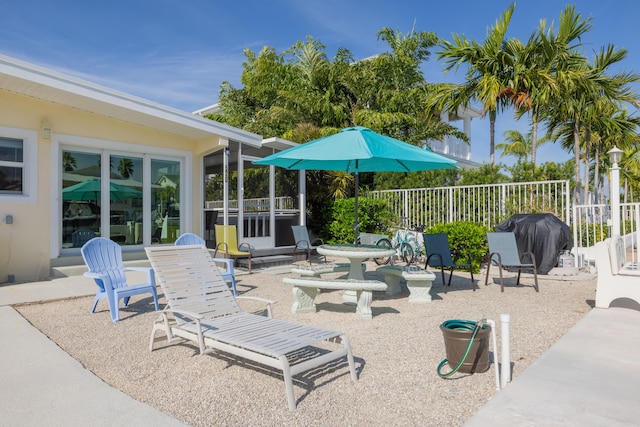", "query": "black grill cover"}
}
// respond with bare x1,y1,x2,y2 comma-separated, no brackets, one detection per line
494,214,573,275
